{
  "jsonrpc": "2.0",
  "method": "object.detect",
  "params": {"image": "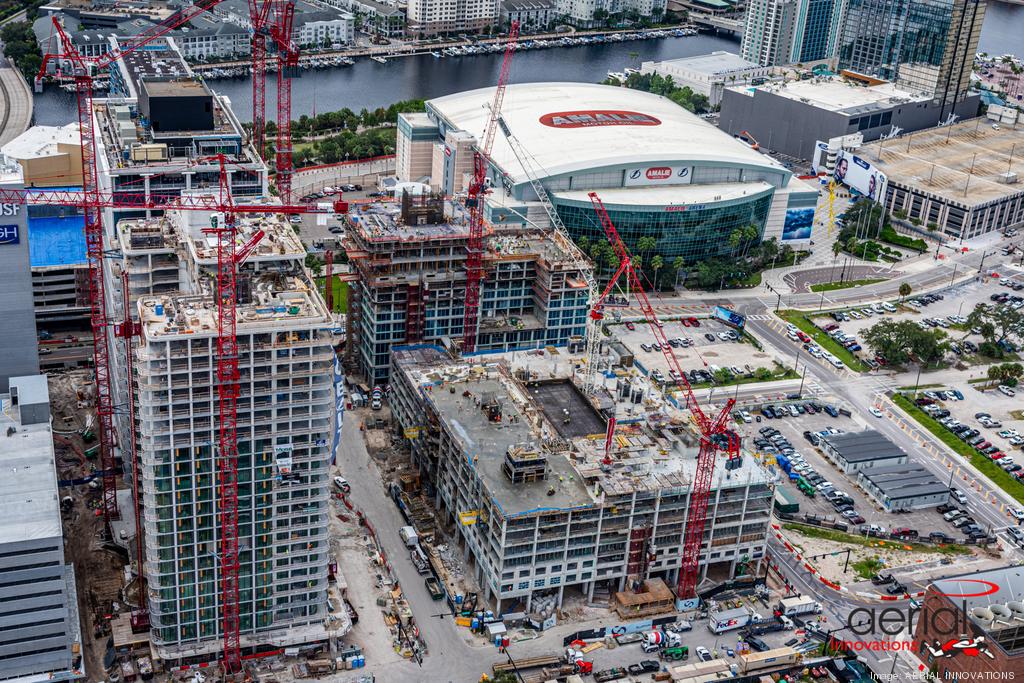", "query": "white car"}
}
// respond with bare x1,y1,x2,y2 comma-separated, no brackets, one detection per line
869,407,884,418
718,332,732,341
1011,508,1024,522
998,385,1017,397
